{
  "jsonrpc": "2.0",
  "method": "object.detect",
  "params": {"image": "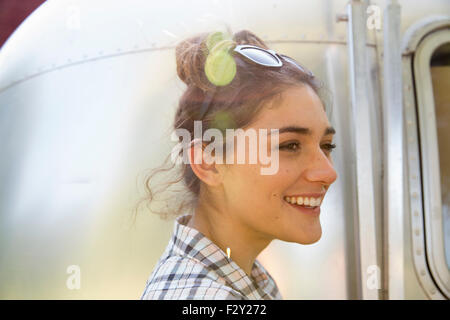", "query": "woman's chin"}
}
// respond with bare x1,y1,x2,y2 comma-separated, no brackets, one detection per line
281,225,322,244
300,232,322,244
